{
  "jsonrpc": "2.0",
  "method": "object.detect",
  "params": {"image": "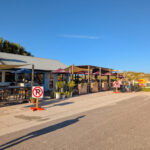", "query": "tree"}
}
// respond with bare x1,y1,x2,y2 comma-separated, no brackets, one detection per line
19,47,25,55
0,38,3,52
0,38,33,56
